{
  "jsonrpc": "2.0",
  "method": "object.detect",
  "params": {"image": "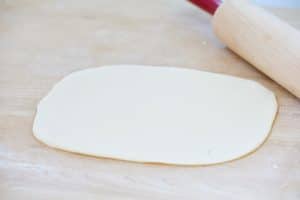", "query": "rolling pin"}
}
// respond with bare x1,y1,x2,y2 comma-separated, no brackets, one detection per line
189,0,300,98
